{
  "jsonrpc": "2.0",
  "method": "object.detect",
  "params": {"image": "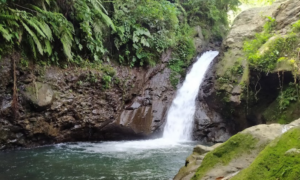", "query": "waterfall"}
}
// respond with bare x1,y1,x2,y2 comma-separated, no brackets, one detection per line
163,51,219,141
